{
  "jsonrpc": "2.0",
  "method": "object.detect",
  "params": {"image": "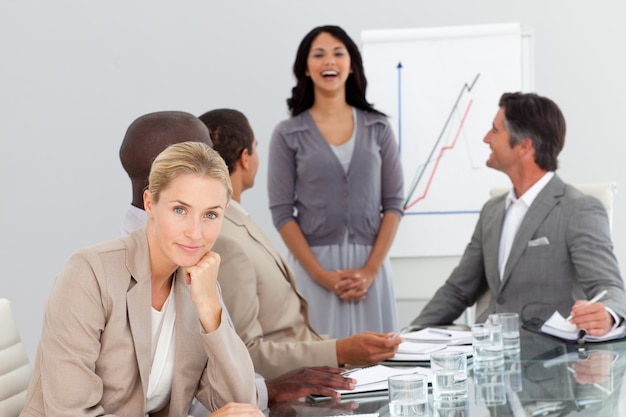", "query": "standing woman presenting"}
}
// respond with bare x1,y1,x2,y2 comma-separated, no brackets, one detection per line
268,25,404,339
21,142,261,417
